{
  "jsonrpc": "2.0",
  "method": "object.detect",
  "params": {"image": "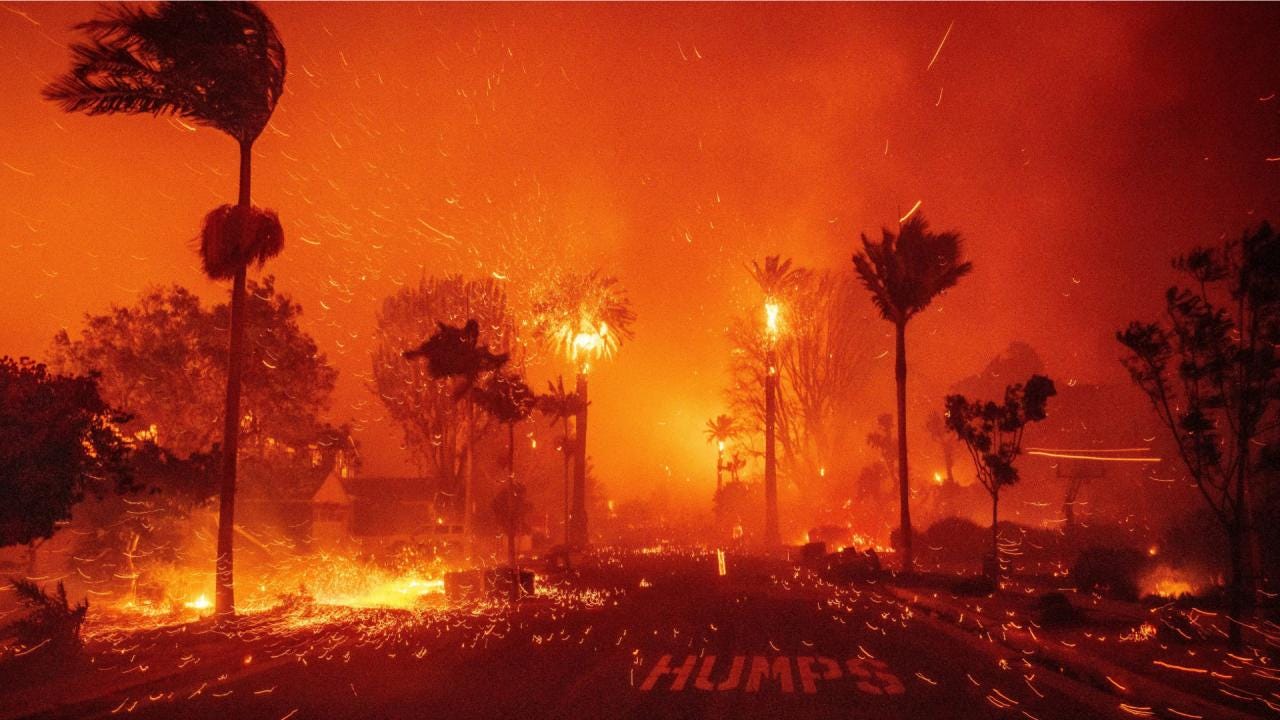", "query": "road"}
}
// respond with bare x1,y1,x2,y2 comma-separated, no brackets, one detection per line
23,549,1125,720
